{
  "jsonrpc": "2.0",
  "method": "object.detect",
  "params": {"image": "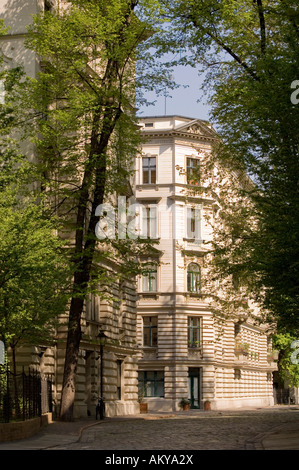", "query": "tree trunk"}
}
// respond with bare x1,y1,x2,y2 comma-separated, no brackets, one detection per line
58,0,136,420
59,296,84,421
59,102,121,421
